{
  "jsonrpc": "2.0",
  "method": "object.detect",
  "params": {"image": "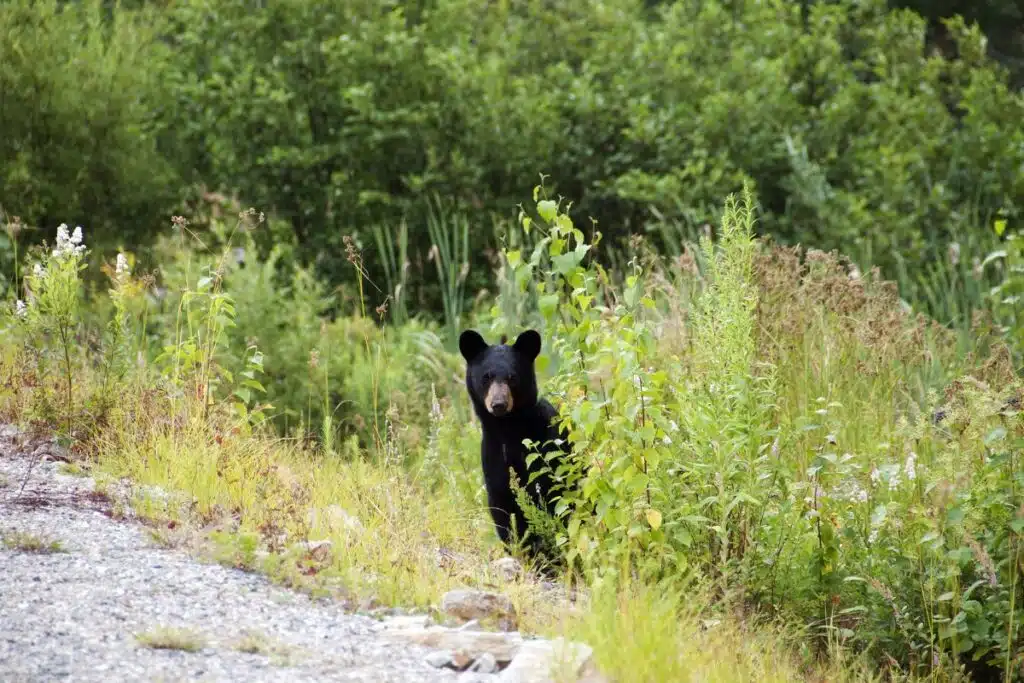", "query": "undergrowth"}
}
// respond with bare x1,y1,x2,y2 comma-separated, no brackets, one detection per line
3,183,1023,682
